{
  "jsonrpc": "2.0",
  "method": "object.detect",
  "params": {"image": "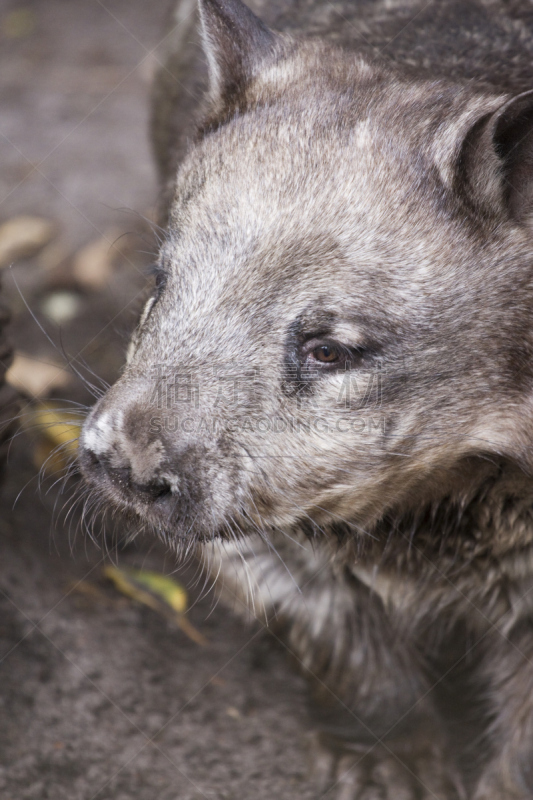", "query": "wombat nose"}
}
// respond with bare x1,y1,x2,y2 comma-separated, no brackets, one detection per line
81,448,130,488
81,448,173,503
